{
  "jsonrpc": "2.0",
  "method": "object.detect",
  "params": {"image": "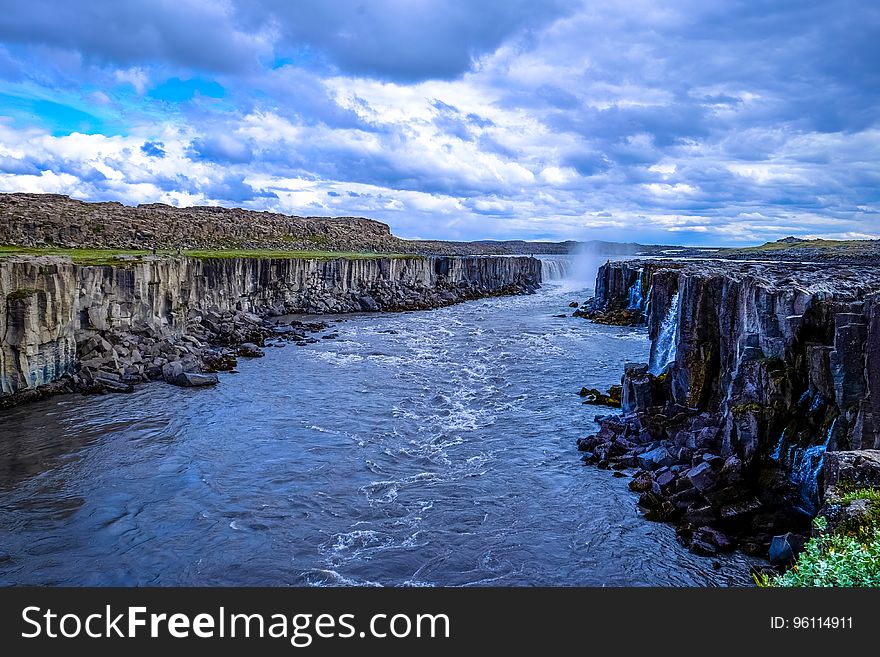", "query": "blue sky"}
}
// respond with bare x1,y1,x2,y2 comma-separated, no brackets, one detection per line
0,0,877,245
